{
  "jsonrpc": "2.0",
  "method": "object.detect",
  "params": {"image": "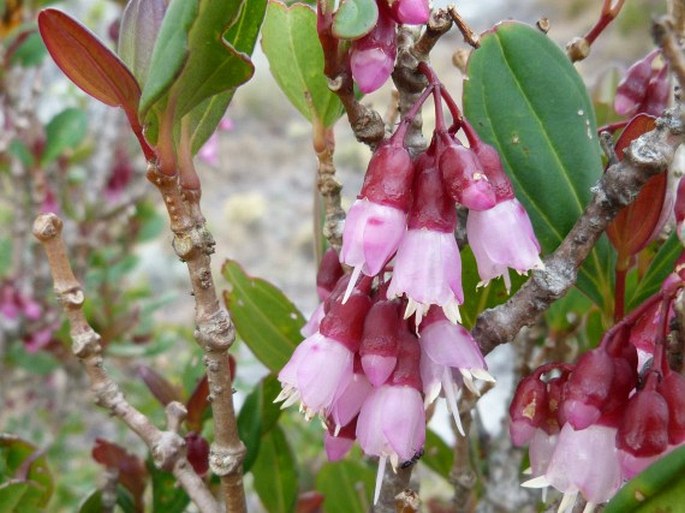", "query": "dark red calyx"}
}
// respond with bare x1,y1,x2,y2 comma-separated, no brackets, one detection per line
360,300,401,358
657,371,685,444
320,290,372,352
388,327,422,390
438,138,496,211
470,140,514,201
617,383,669,457
360,140,414,211
509,375,548,446
317,248,344,301
407,148,456,232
